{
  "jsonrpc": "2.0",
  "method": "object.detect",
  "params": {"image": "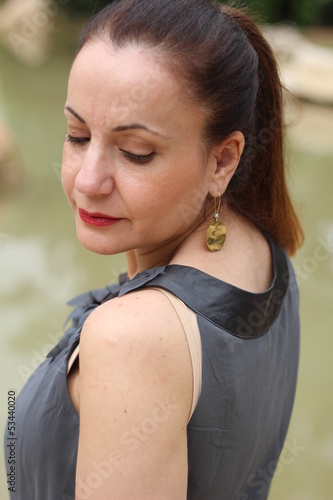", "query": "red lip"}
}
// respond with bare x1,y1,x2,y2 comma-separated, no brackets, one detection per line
78,209,122,227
